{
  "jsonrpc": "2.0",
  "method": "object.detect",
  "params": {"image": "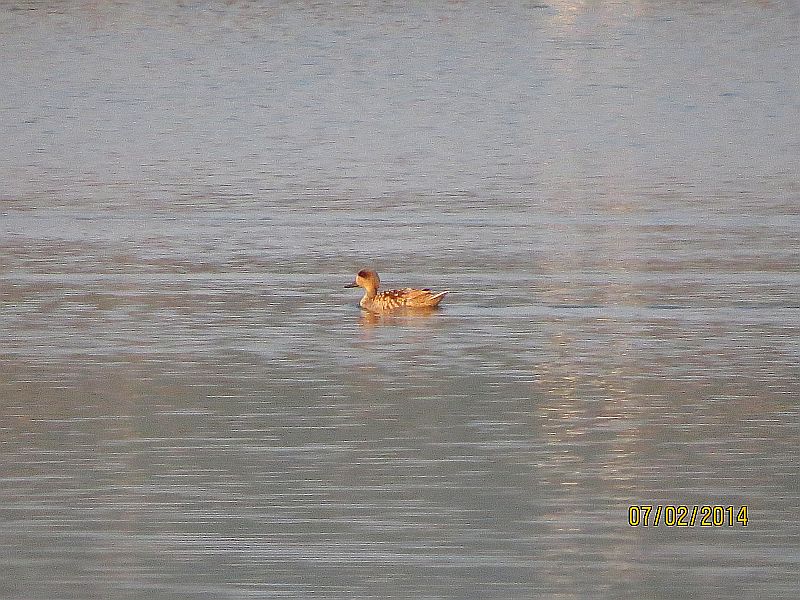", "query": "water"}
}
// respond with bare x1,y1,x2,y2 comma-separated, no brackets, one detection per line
1,1,799,598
